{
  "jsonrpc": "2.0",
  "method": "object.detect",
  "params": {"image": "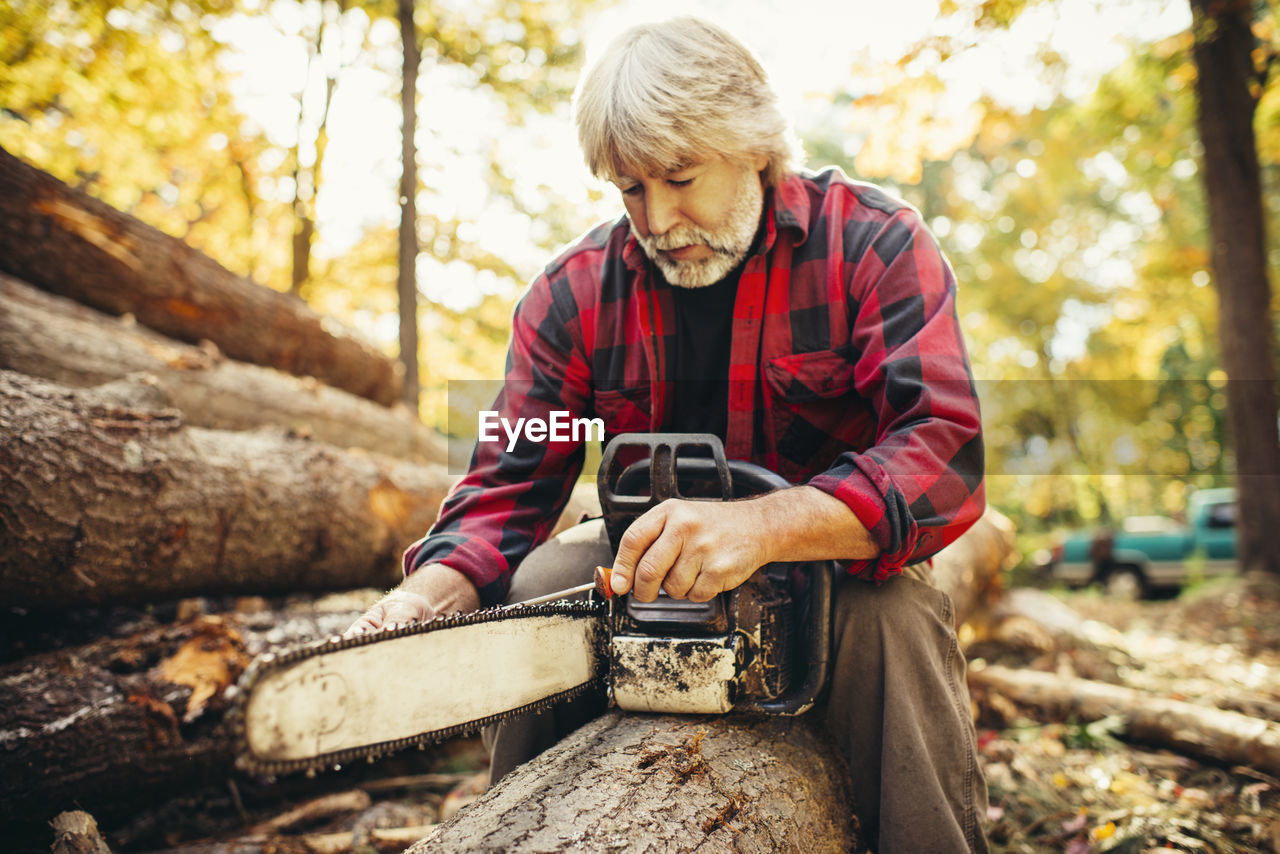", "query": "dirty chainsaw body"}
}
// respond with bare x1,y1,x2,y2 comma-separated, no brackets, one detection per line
231,434,834,777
